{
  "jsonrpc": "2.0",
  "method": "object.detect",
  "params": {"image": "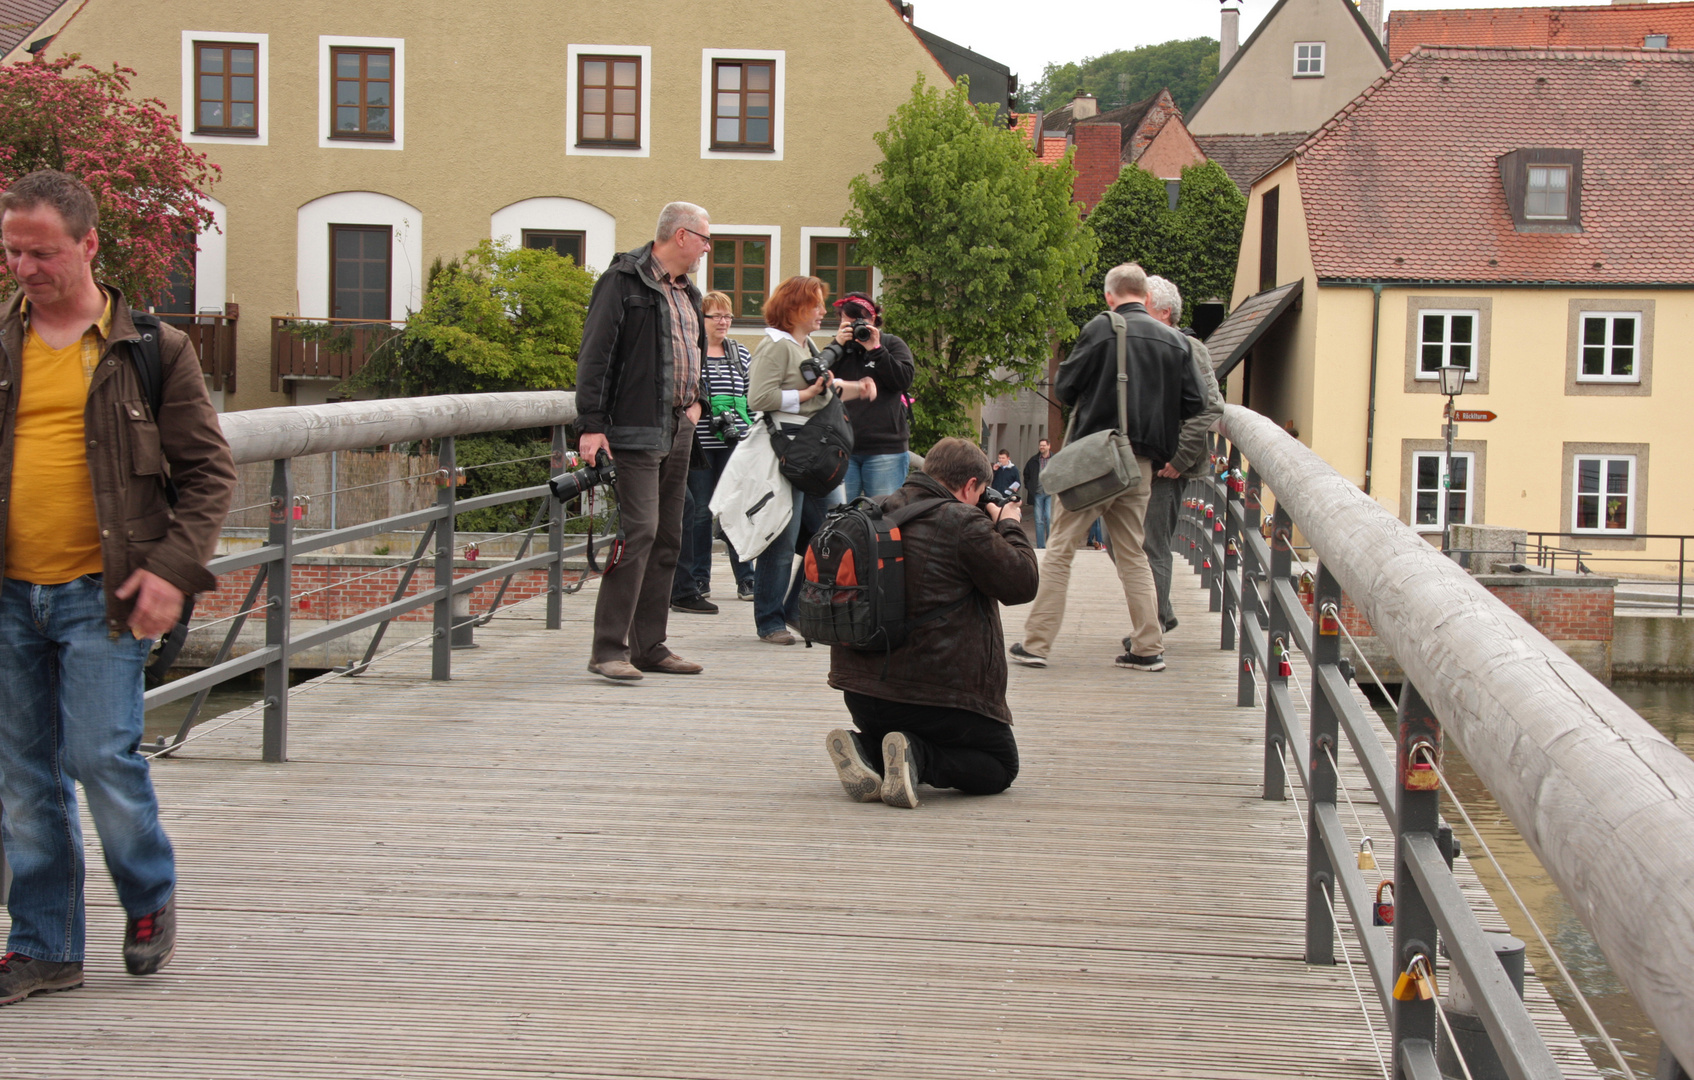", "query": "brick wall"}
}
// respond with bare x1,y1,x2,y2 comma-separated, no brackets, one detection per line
198,560,581,624
1073,123,1124,213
